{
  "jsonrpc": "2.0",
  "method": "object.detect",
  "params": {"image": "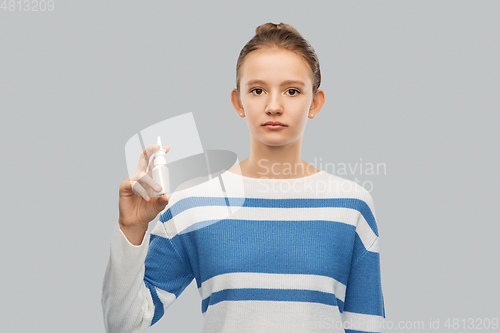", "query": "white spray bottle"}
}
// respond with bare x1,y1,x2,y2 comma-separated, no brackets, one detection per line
152,136,170,197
